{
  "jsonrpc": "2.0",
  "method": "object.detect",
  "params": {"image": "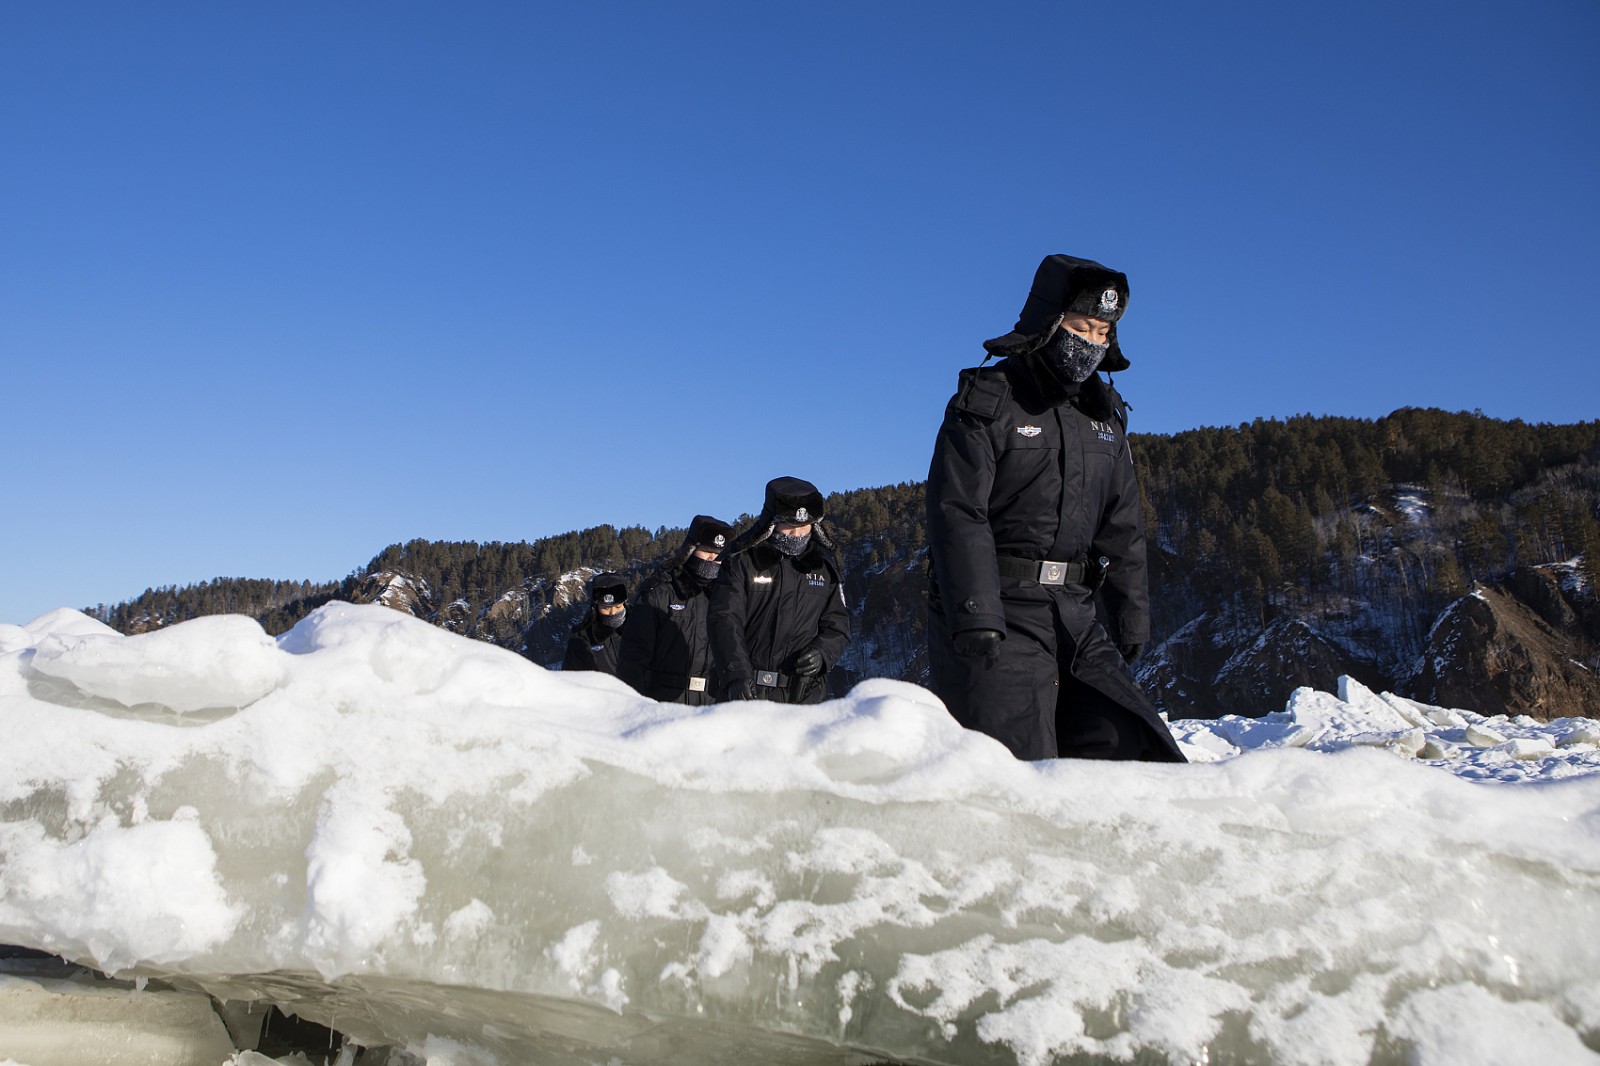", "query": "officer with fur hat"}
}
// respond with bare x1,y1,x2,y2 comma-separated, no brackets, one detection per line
562,571,629,675
925,254,1185,762
709,476,850,704
619,514,736,705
